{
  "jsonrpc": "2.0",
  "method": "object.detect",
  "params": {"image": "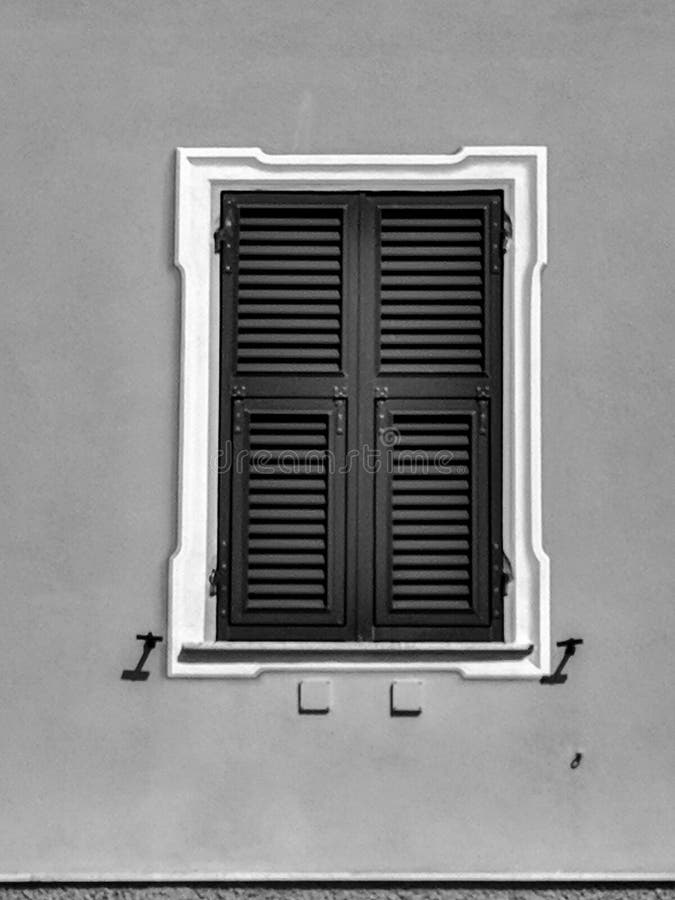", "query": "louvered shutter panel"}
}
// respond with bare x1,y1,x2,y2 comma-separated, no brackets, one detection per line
374,400,491,634
216,194,358,640
235,204,344,373
228,399,347,633
360,194,504,641
378,207,485,374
